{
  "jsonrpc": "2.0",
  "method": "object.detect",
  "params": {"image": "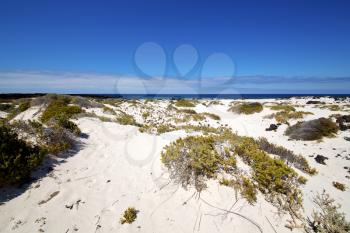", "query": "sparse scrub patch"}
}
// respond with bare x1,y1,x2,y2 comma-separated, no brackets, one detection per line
102,106,116,115
174,99,196,107
41,99,83,123
332,181,346,191
256,137,316,175
142,111,150,119
161,130,306,224
285,118,339,141
270,105,296,112
203,112,221,120
120,207,138,224
229,102,263,114
0,103,13,112
320,104,341,111
116,113,137,126
0,124,46,186
306,191,350,232
161,136,236,192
